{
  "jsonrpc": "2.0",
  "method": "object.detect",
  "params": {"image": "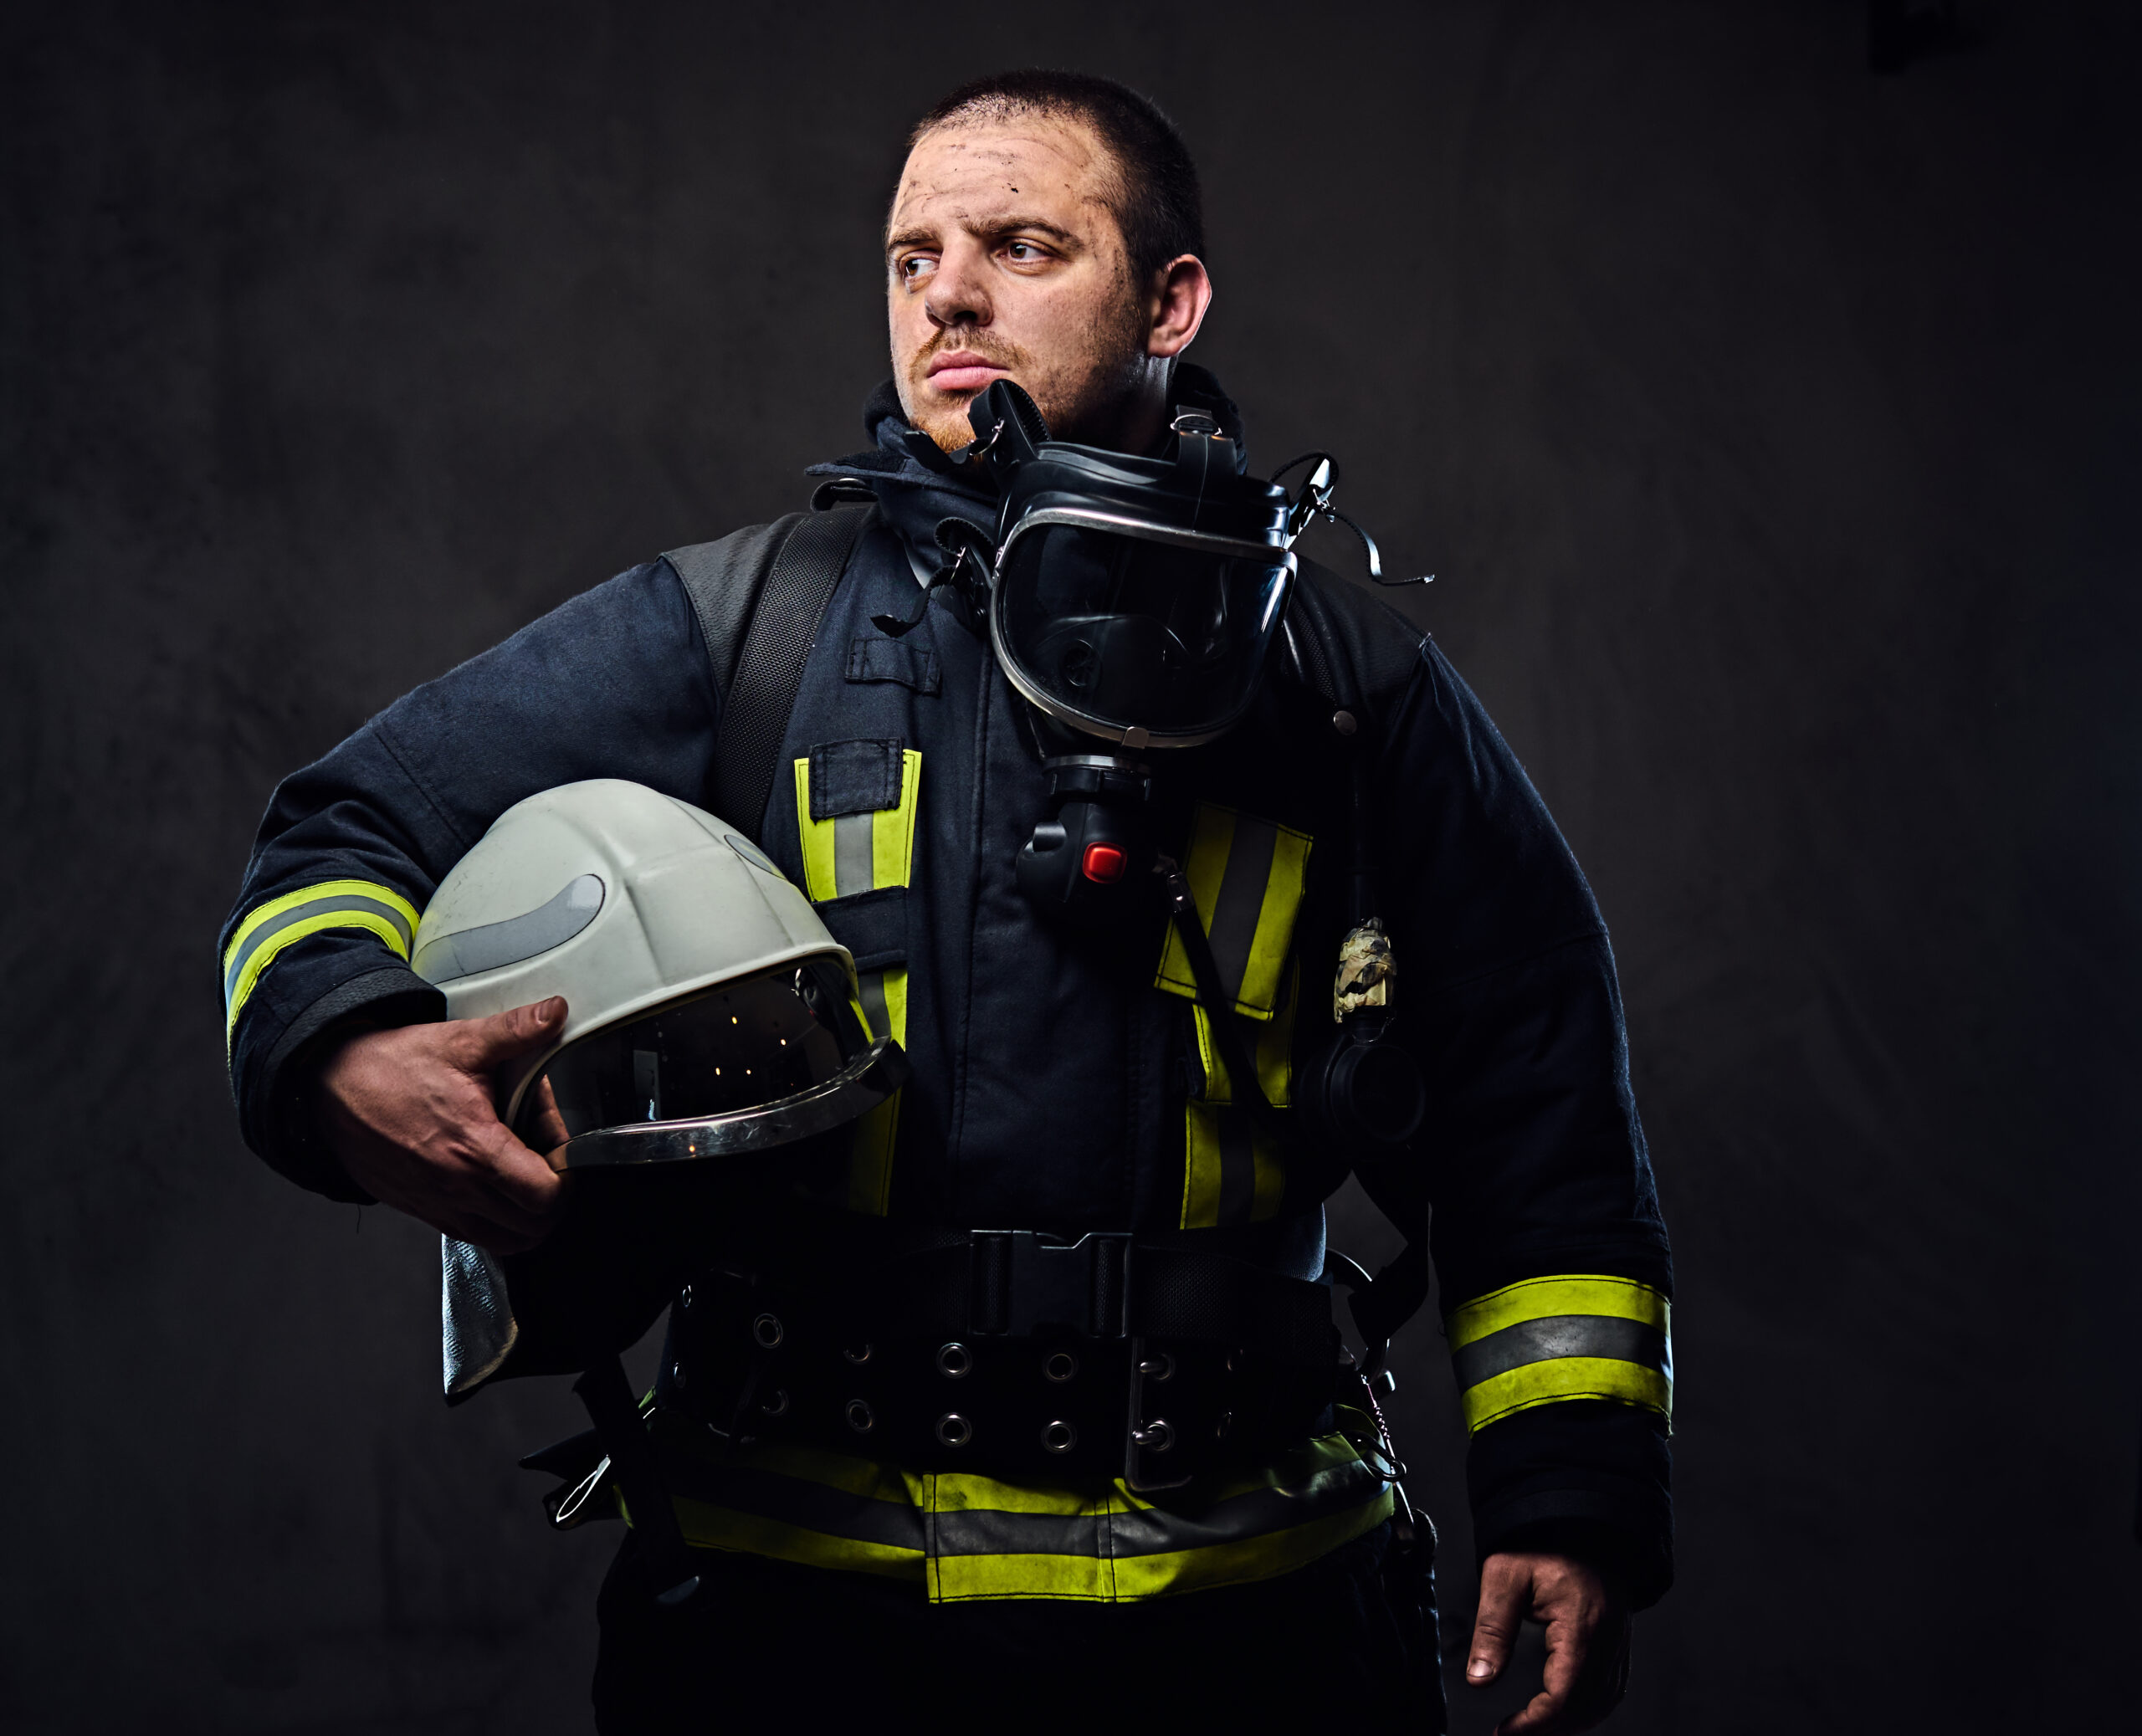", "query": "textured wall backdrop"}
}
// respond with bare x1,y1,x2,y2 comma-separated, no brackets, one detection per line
3,2,2137,1730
